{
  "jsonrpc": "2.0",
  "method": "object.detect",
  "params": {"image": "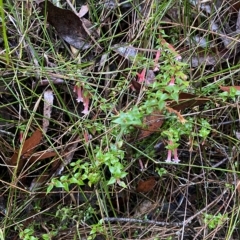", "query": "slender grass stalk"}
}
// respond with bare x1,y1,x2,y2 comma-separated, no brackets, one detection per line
0,0,10,64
